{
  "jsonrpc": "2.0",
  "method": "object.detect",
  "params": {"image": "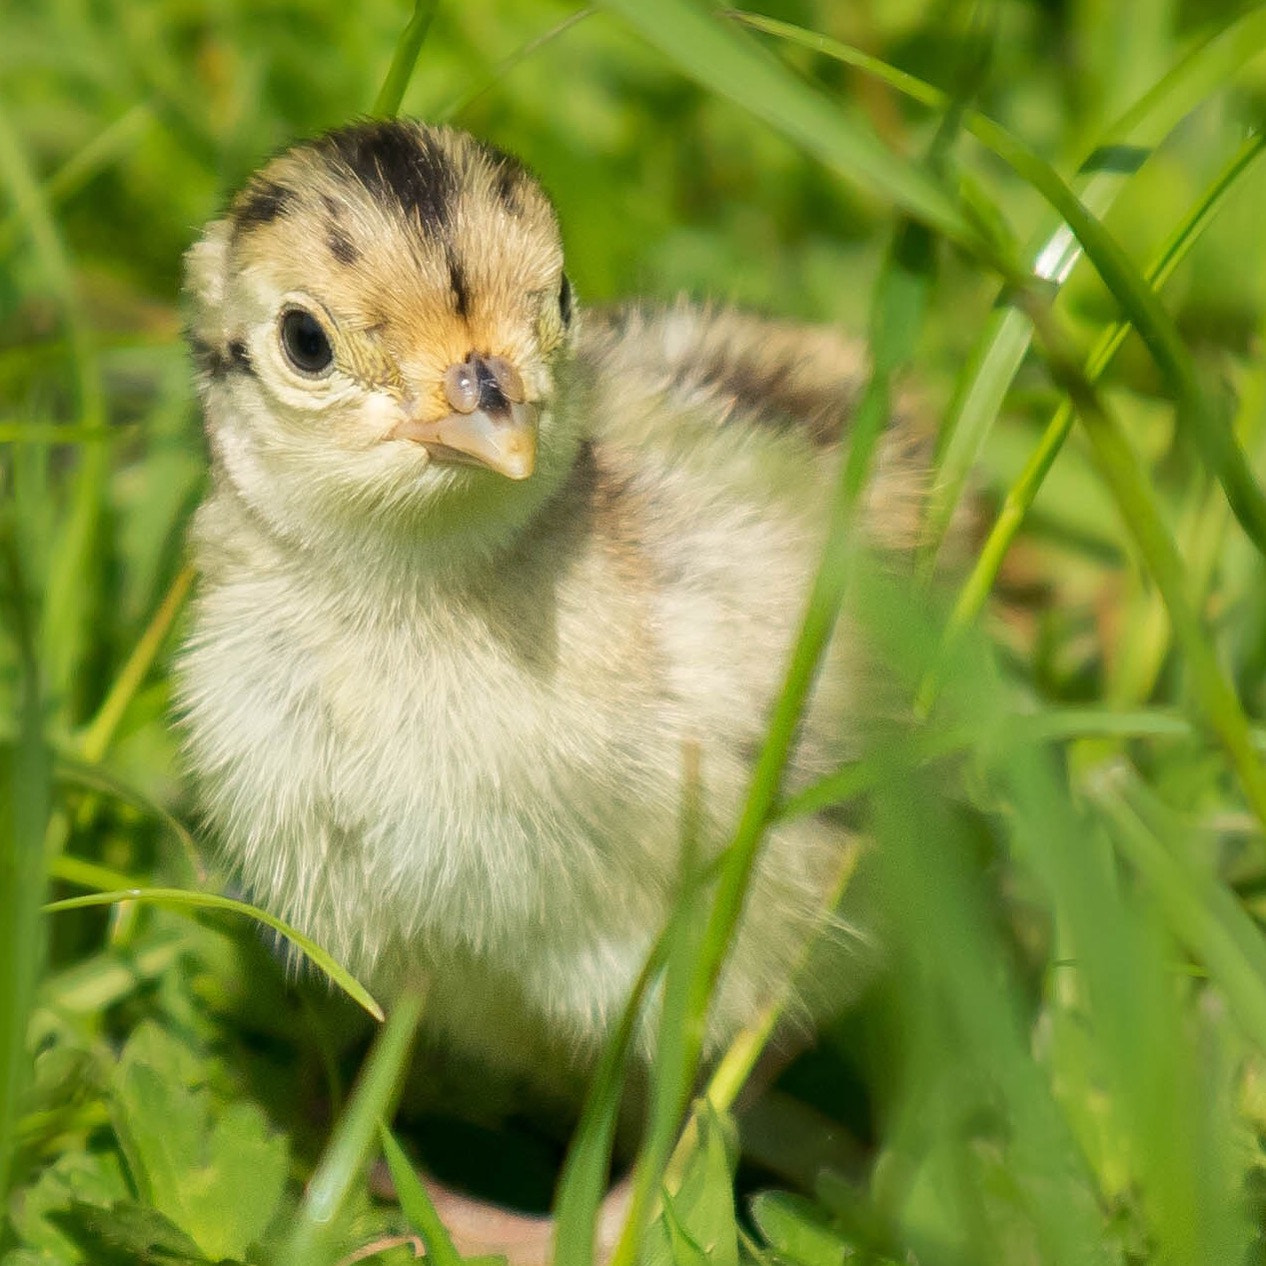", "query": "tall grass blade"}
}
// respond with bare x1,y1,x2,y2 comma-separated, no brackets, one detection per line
0,535,51,1209
0,96,106,715
946,131,1266,641
553,928,669,1266
277,986,426,1266
372,0,440,118
379,1122,462,1266
734,10,1266,560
